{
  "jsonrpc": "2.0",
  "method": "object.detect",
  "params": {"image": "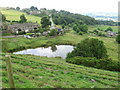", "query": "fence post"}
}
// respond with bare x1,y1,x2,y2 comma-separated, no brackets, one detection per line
5,55,15,88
